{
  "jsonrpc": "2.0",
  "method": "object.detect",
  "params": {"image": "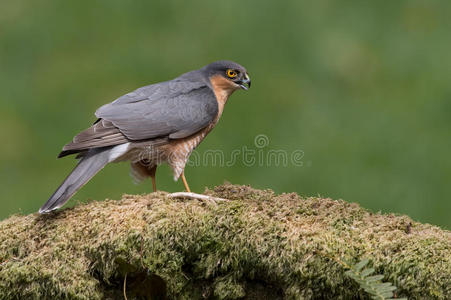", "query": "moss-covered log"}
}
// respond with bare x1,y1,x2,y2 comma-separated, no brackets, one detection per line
0,184,450,299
